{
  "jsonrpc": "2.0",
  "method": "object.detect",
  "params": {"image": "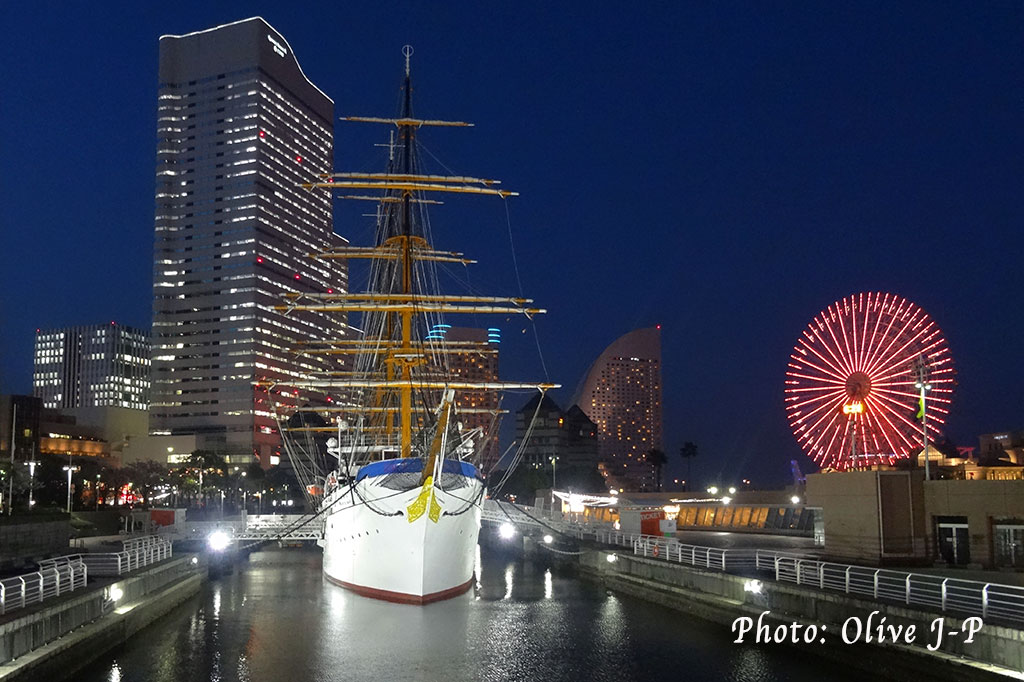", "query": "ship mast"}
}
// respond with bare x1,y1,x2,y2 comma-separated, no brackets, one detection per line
397,44,416,458
282,45,557,466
